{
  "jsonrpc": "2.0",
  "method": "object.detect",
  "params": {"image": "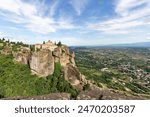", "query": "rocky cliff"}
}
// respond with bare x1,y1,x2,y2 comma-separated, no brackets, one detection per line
10,40,86,91
13,47,30,64
29,49,54,77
